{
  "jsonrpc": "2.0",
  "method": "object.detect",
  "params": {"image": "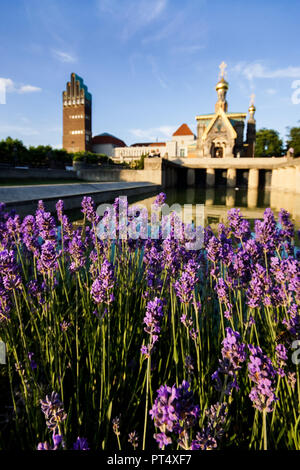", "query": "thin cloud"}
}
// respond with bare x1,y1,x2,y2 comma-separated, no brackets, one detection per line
52,49,77,63
233,62,300,81
0,124,39,136
171,44,205,55
0,78,41,94
130,125,177,141
266,88,278,95
18,85,42,94
148,56,168,89
98,0,168,40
